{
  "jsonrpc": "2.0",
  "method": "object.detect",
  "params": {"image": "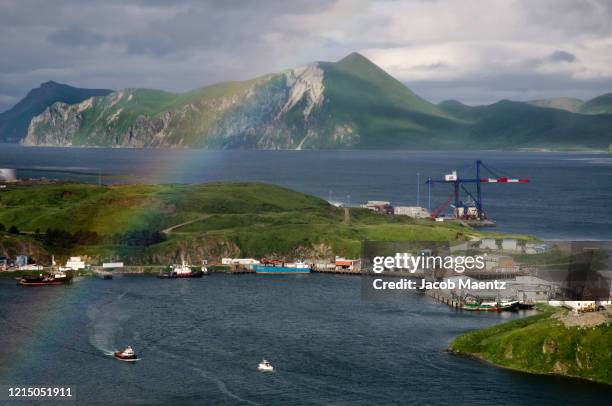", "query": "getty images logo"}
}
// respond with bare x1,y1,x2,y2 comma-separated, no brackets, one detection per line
371,253,486,274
